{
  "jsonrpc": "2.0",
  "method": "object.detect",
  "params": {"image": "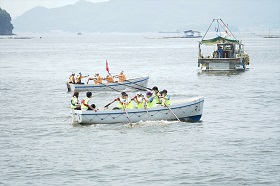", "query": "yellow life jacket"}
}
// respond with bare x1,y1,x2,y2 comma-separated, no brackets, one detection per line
153,93,161,105
81,97,90,110
146,97,154,108
161,95,170,106
71,96,78,109
126,101,133,109
135,97,144,109
117,97,133,109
